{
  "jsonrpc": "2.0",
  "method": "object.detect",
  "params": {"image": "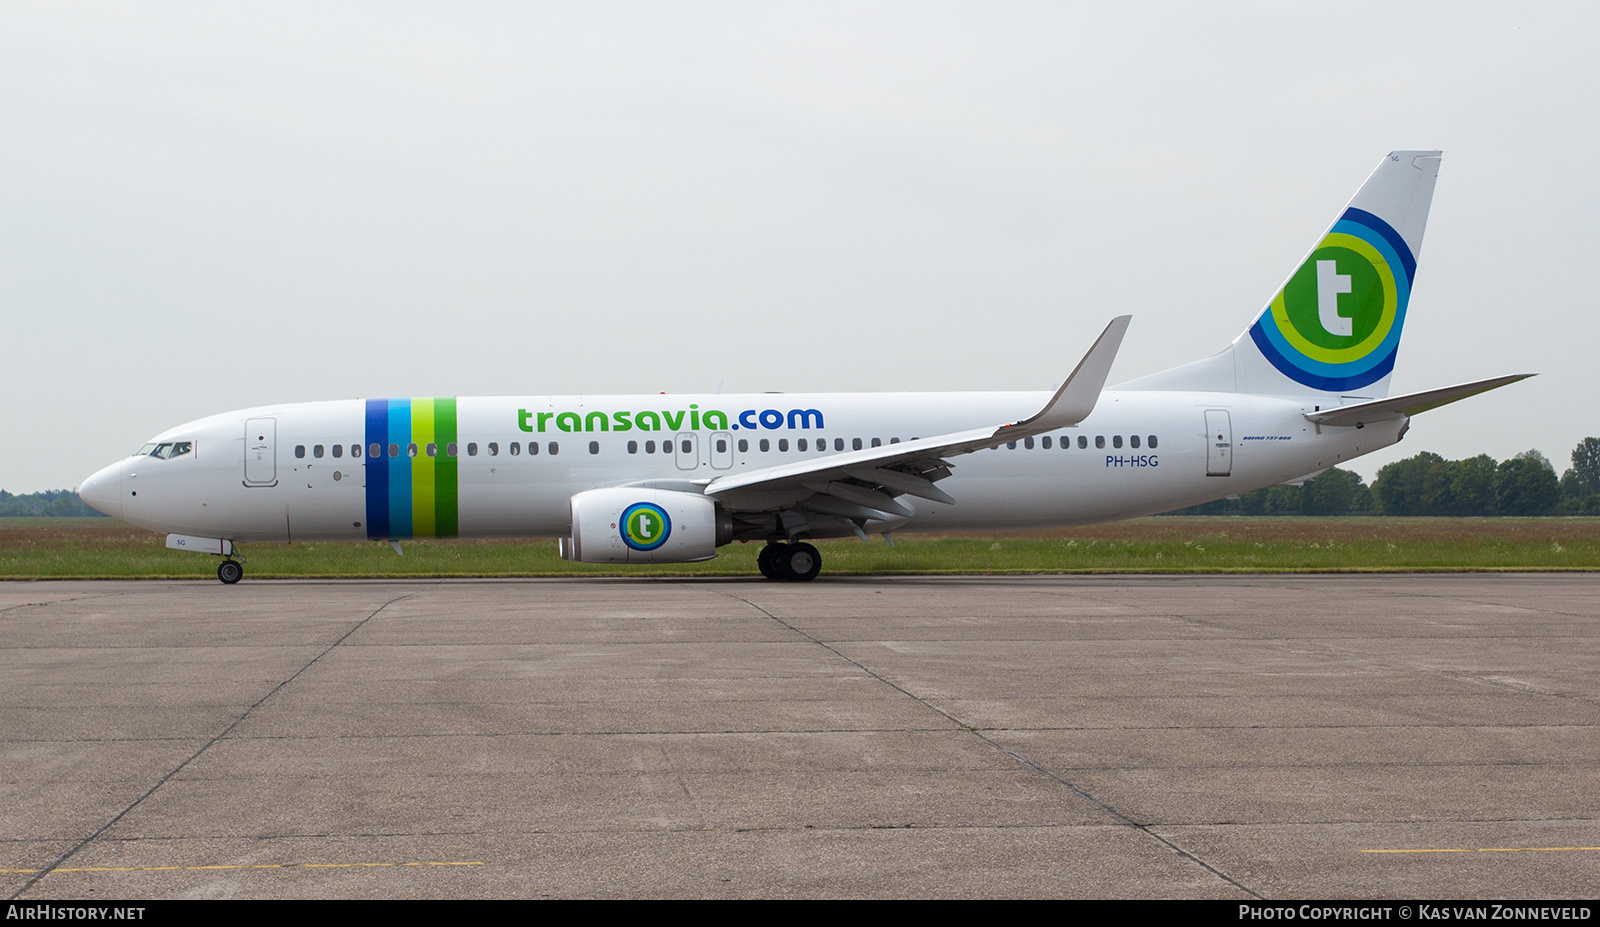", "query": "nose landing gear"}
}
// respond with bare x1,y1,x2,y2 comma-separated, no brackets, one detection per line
216,559,244,584
757,542,822,582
